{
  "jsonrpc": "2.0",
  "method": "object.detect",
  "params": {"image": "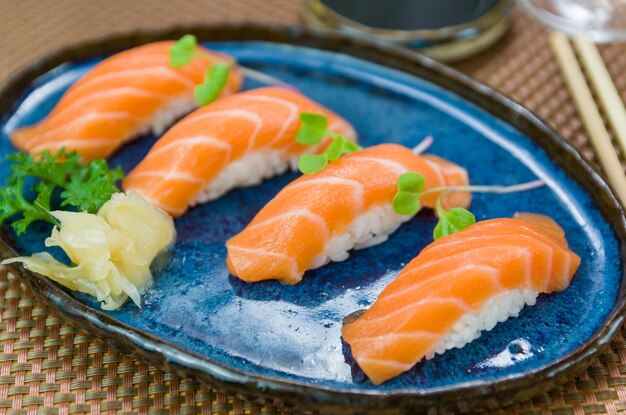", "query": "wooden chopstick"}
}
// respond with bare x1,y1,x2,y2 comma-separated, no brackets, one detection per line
549,32,626,206
573,34,626,160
